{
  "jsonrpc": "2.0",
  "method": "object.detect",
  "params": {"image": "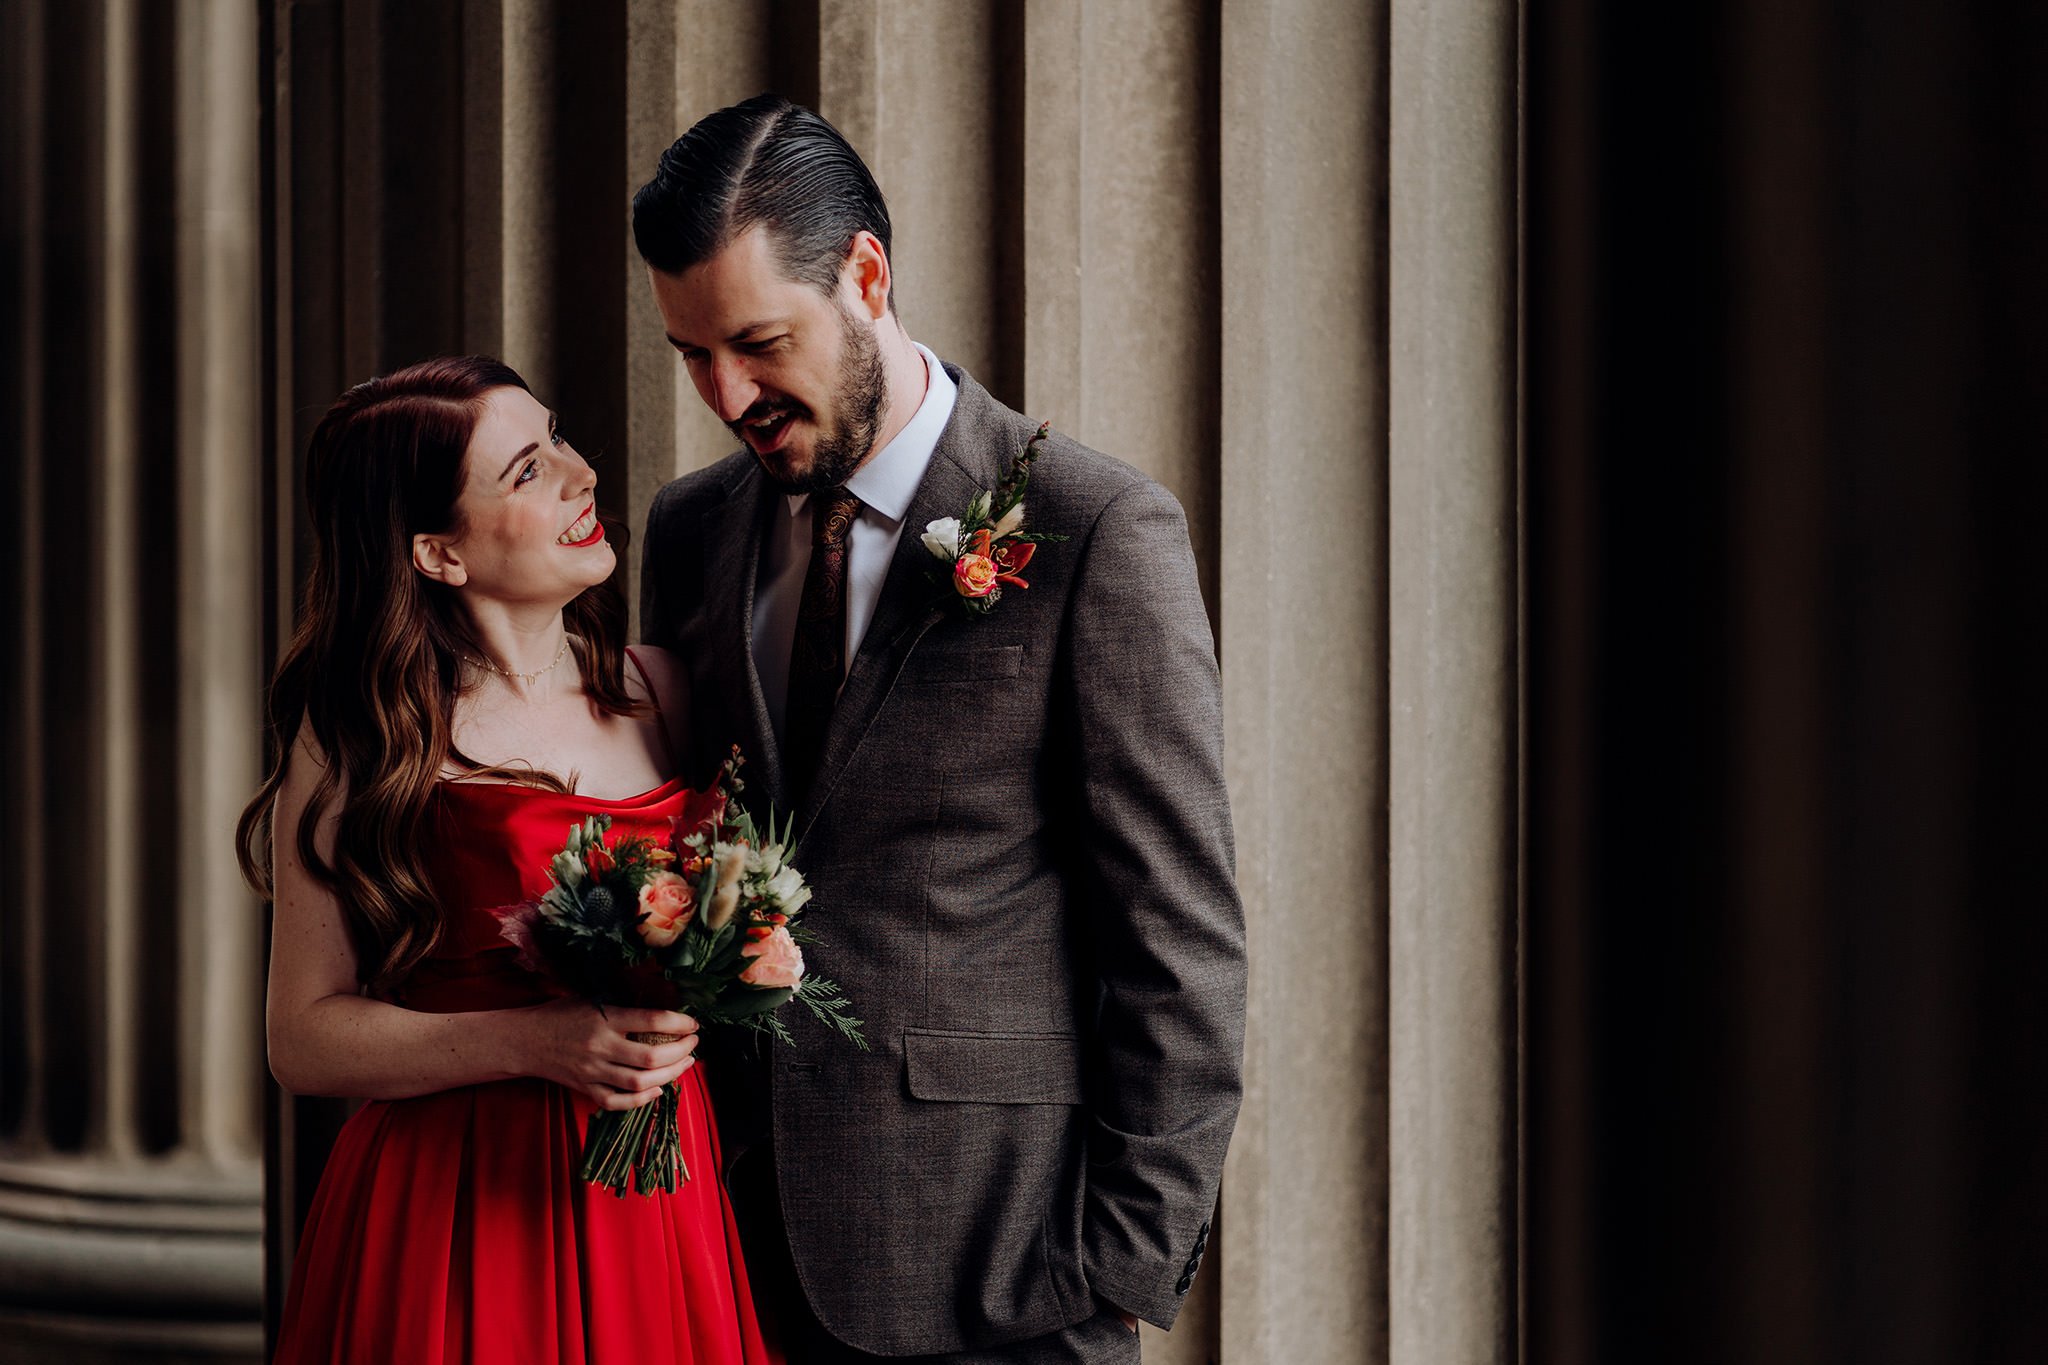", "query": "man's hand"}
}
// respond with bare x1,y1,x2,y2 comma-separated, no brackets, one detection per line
1099,1297,1139,1334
